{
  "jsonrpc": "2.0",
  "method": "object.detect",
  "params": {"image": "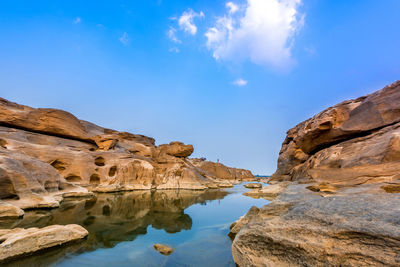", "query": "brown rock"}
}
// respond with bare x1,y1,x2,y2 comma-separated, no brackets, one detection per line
157,141,194,158
0,97,91,142
243,183,287,200
189,158,254,181
233,81,400,266
232,184,400,267
228,206,259,239
153,243,174,255
244,183,262,189
0,97,254,212
0,224,88,262
0,202,24,219
271,80,400,187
